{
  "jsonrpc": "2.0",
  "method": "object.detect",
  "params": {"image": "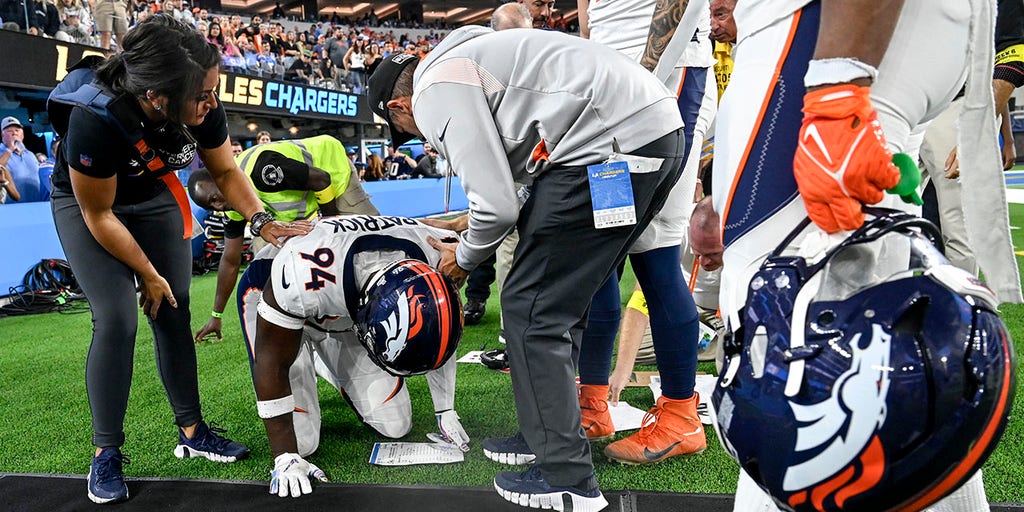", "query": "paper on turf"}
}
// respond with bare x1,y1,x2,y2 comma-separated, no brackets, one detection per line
456,350,483,364
369,442,465,466
648,374,717,425
607,401,649,432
